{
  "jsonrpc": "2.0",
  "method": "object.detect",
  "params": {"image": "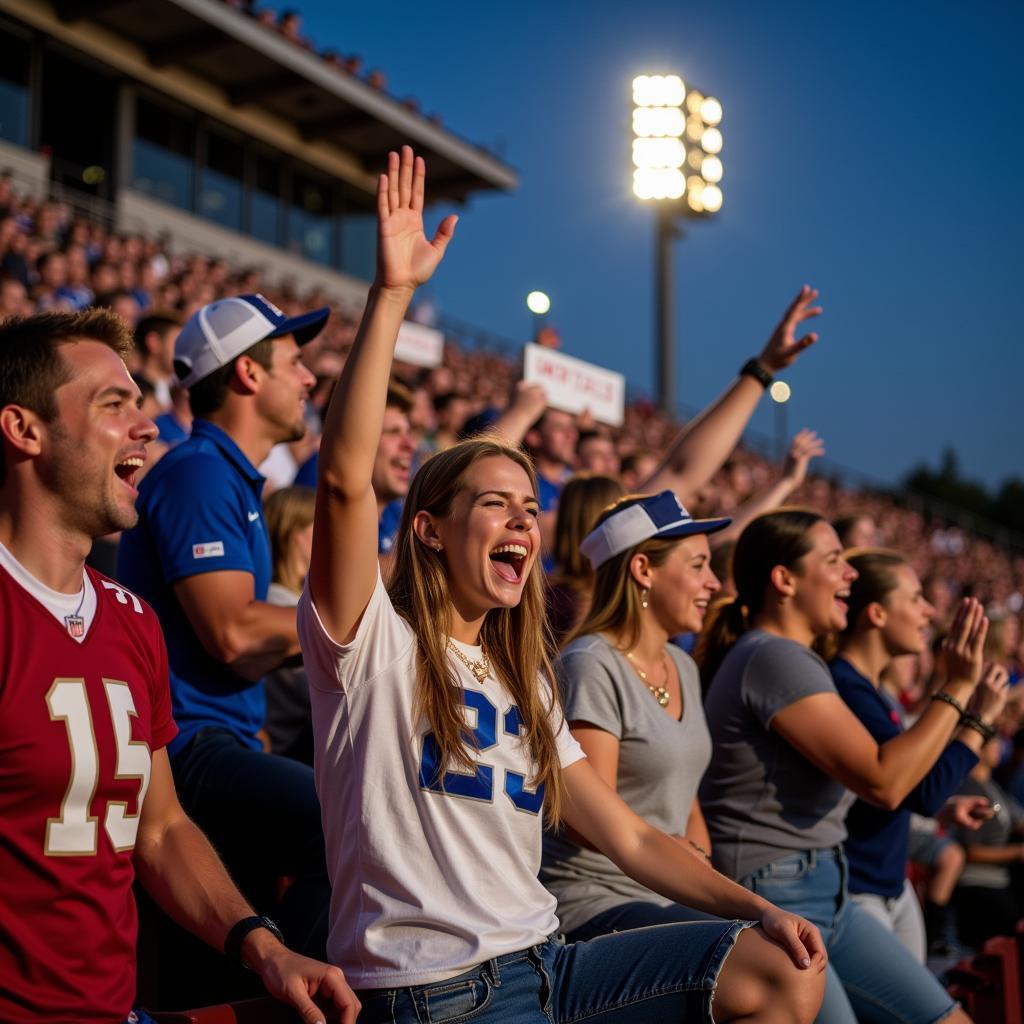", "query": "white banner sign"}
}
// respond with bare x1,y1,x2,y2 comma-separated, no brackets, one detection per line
395,321,445,367
523,343,625,426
